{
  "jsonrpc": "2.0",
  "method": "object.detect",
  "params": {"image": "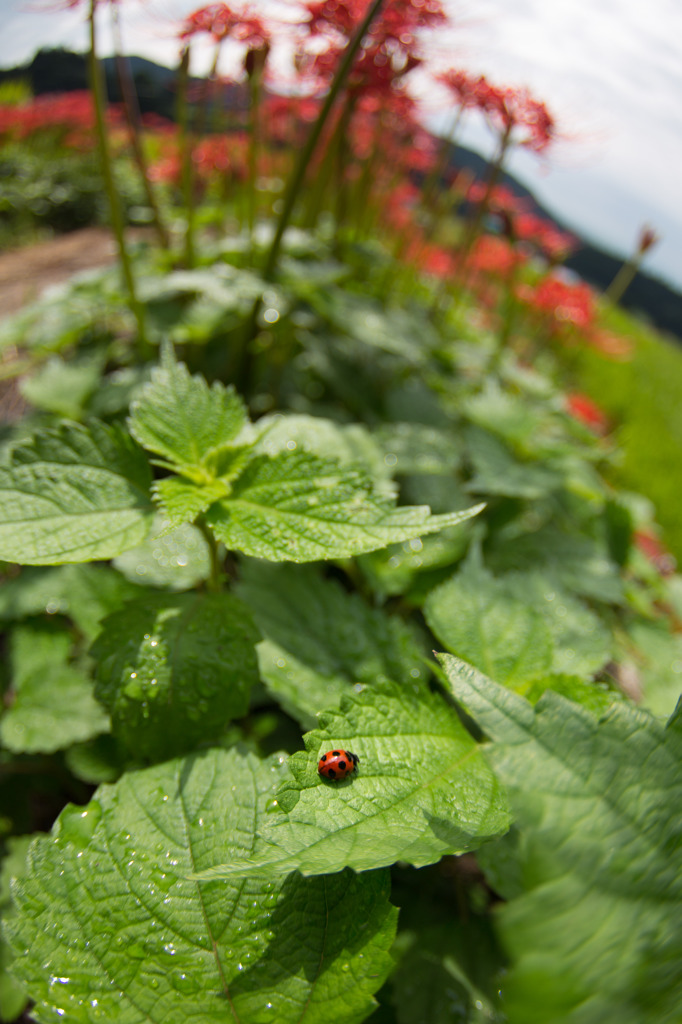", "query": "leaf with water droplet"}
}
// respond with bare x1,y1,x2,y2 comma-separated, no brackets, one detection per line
195,678,510,880
238,560,428,728
91,592,259,760
206,450,484,563
7,749,396,1023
